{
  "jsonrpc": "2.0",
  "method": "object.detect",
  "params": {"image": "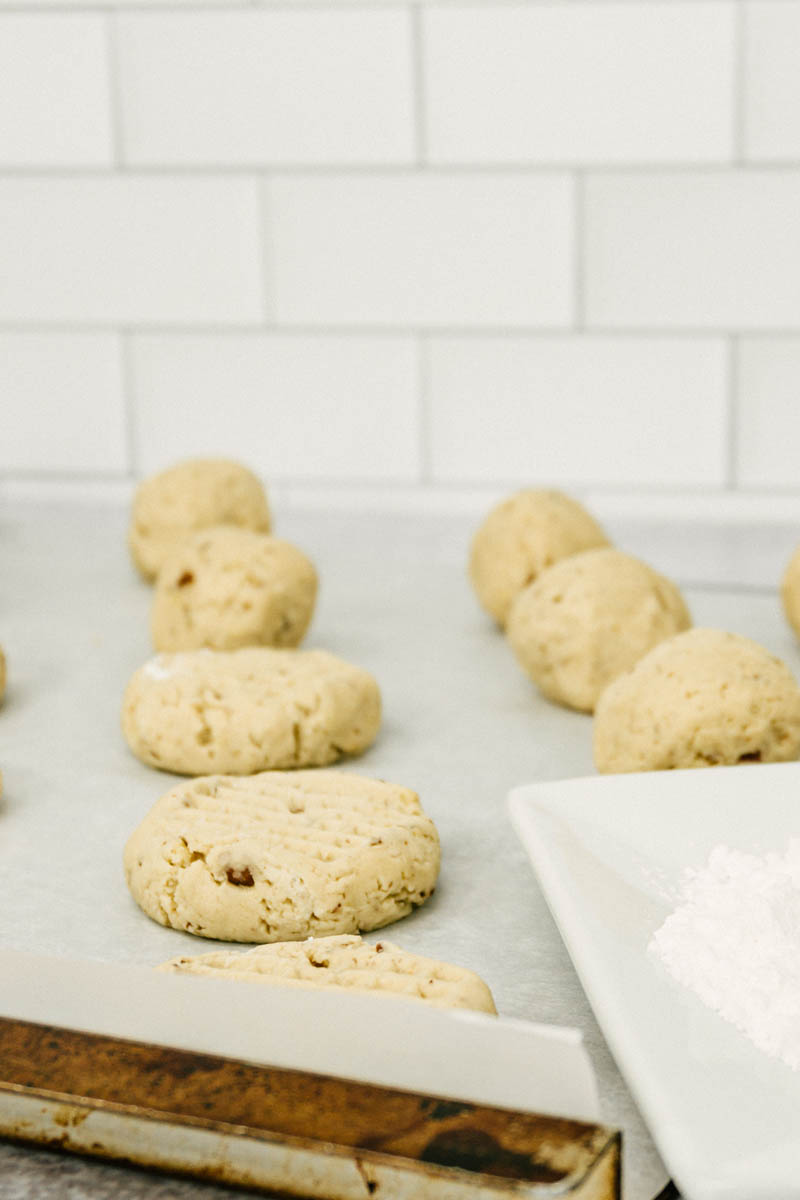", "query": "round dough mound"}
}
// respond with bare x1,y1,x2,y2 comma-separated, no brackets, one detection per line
124,771,440,942
151,527,317,653
507,549,691,712
781,546,800,640
129,459,271,581
593,628,800,774
122,647,381,776
161,934,496,1013
469,490,610,626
